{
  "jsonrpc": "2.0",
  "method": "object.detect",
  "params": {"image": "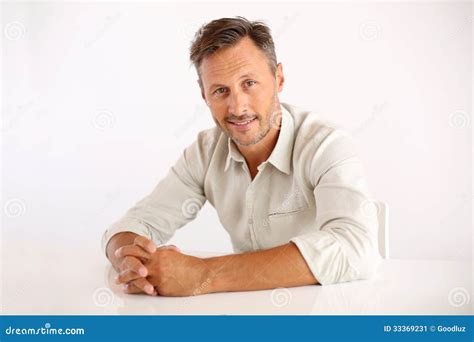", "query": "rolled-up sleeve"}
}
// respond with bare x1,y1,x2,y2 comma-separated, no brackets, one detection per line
101,131,213,256
290,129,382,285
